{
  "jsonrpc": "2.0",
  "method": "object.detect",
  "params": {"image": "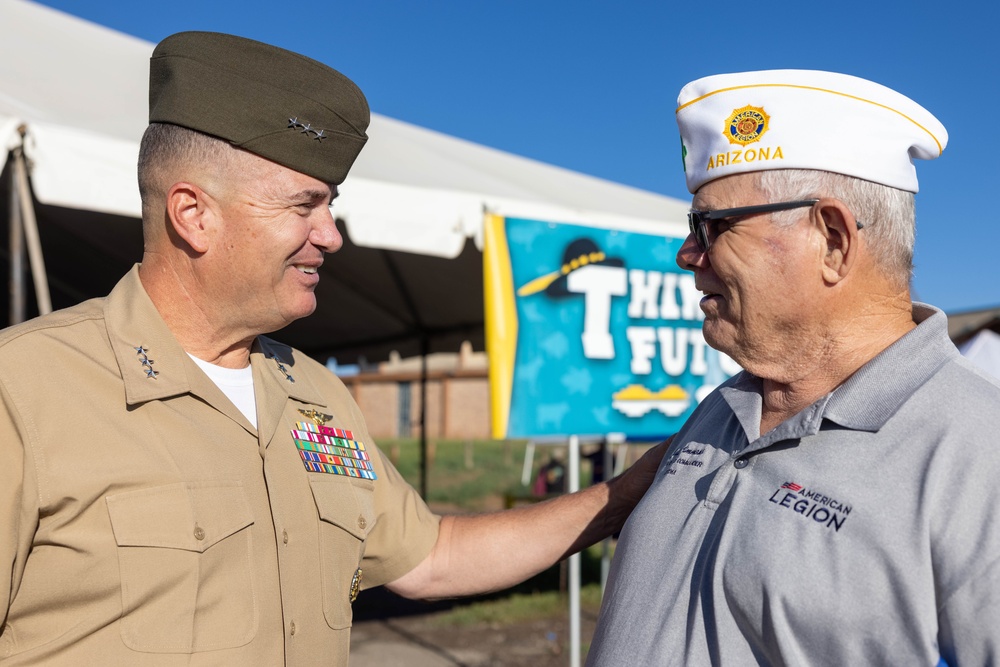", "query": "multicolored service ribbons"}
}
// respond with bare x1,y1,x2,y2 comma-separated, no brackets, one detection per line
292,422,377,480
